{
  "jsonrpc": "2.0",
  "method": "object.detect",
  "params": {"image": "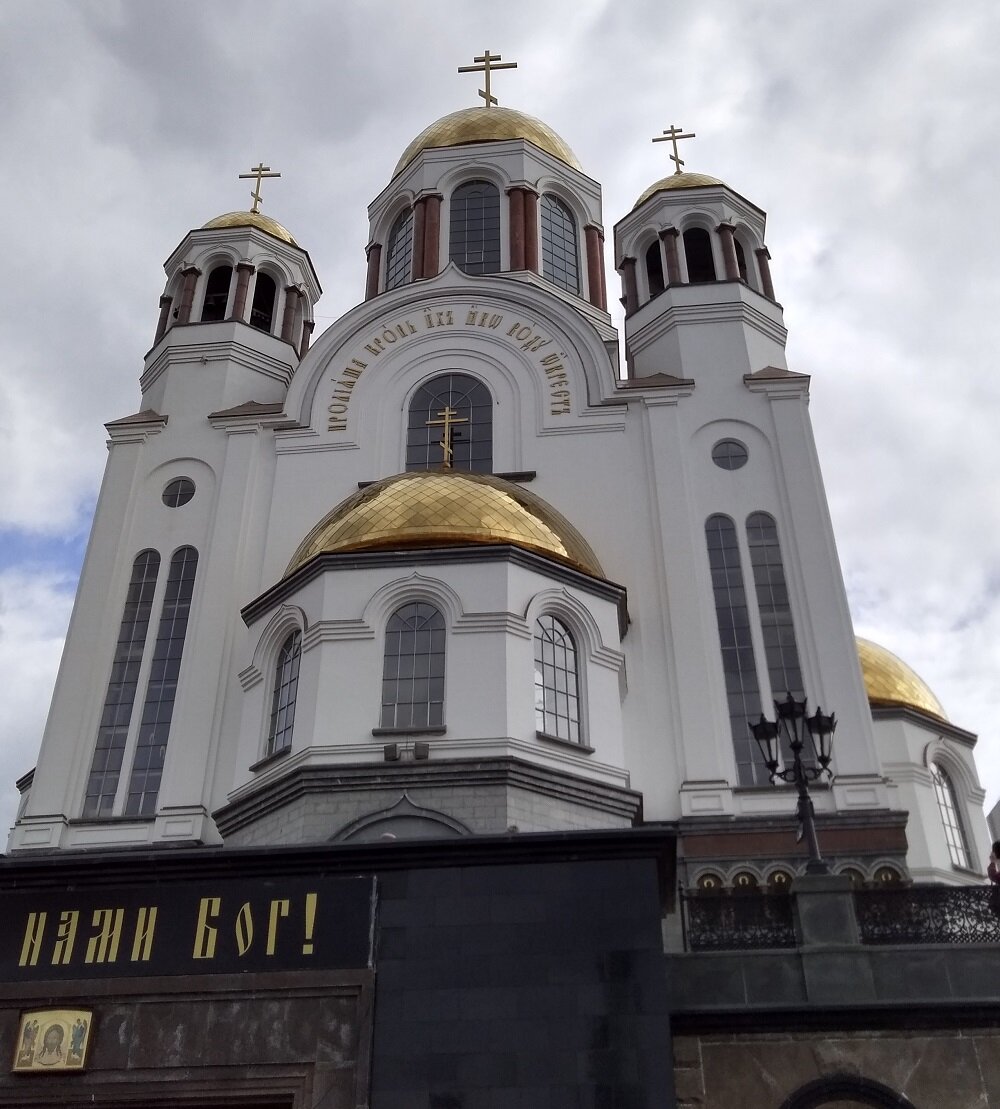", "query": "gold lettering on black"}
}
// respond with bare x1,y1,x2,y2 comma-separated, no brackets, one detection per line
18,912,47,967
131,906,157,962
193,896,221,959
267,898,290,955
85,908,124,964
52,910,79,965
